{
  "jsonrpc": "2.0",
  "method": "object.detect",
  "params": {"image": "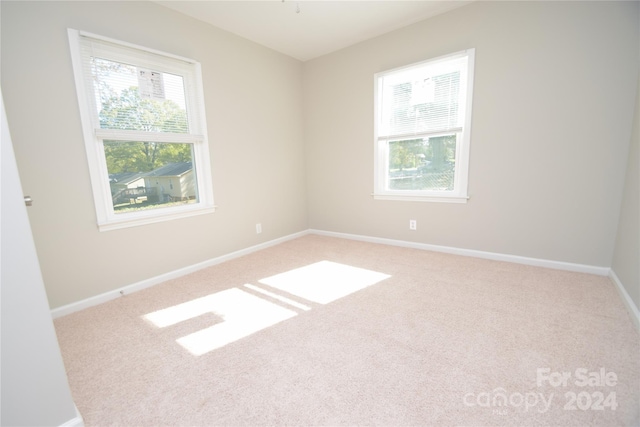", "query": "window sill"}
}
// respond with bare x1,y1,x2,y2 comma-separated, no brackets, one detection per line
373,193,469,203
98,204,216,232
